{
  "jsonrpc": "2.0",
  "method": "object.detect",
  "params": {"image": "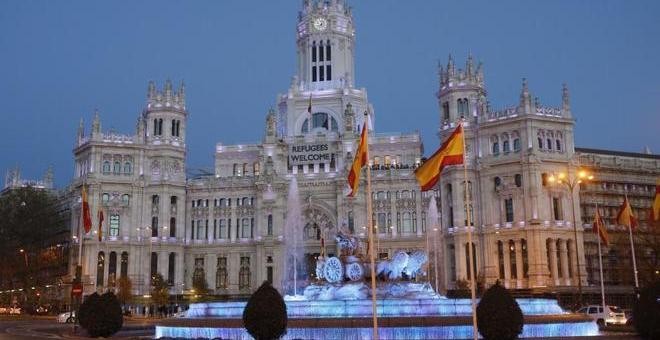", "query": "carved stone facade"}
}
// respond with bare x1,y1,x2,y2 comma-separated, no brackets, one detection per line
66,0,658,298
